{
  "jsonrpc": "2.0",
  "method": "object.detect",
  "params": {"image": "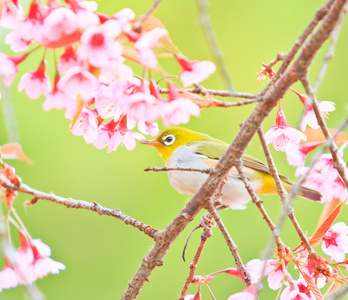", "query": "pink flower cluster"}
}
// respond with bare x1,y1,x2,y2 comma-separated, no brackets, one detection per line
189,226,348,299
0,235,65,291
262,88,345,203
293,145,348,202
0,0,216,152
